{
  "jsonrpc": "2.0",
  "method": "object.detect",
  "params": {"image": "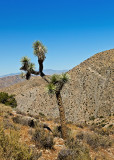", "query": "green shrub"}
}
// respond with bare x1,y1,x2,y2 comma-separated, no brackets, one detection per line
32,125,54,149
0,92,17,108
